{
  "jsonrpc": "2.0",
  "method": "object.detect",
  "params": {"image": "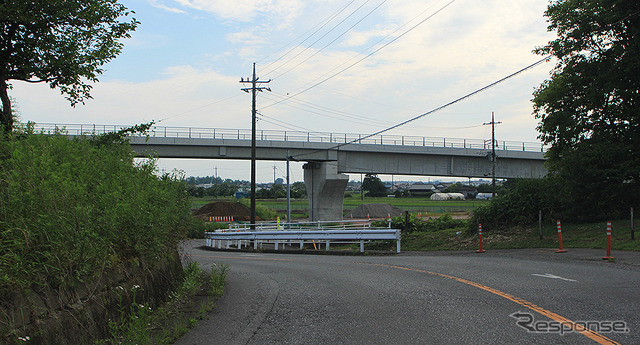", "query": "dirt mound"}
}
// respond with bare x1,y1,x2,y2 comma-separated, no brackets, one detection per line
193,201,258,221
347,203,402,219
